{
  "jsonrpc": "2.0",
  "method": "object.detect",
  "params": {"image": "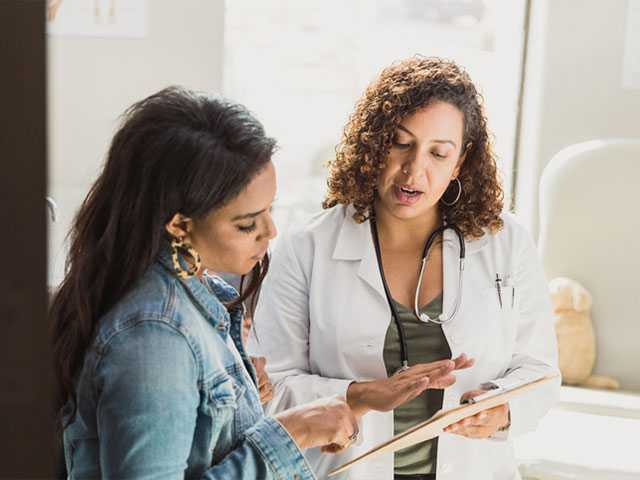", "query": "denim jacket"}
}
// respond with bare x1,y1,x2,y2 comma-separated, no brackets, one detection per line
63,250,316,480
